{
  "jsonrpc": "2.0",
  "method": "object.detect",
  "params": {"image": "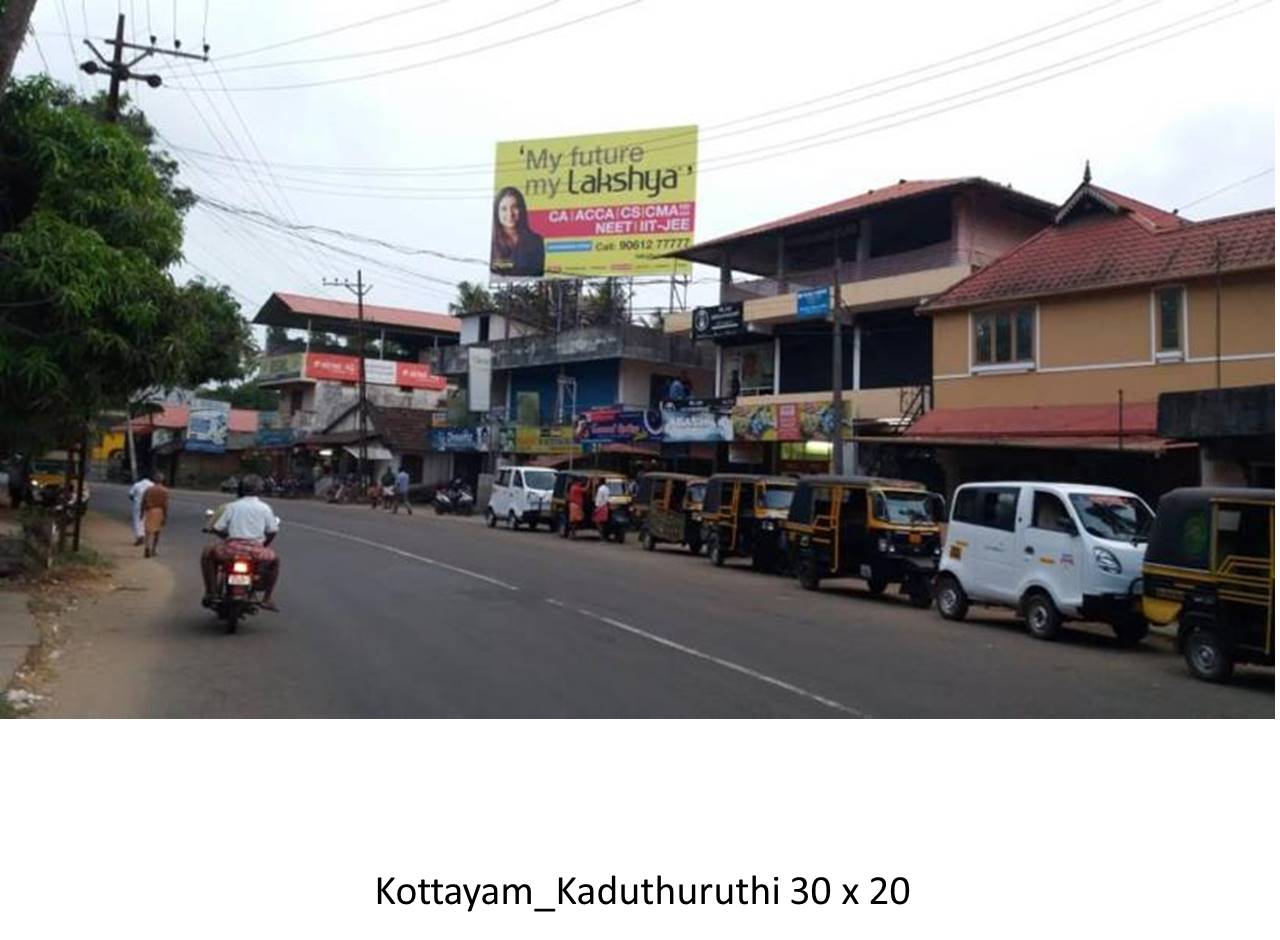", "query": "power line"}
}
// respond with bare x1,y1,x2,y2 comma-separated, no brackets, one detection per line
1176,167,1275,212
26,26,52,74
55,0,87,93
217,0,453,62
166,0,643,91
194,0,563,76
153,0,1156,176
